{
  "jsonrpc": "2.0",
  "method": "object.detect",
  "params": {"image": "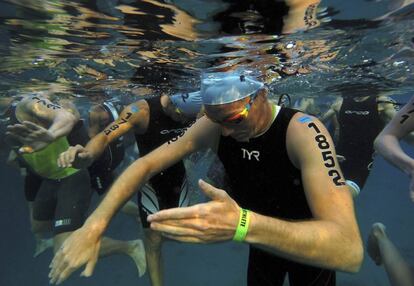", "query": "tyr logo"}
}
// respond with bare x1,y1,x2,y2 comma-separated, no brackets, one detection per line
241,148,260,161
